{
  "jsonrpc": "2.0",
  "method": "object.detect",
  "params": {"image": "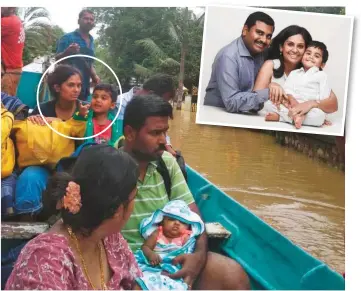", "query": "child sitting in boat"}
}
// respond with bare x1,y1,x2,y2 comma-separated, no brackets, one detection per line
264,41,332,129
134,200,204,290
74,83,122,146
